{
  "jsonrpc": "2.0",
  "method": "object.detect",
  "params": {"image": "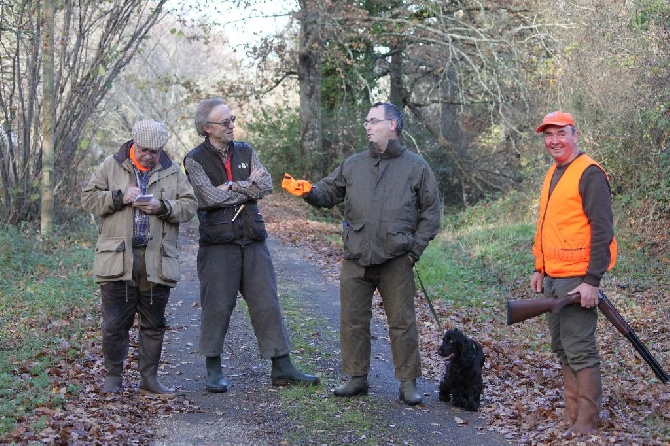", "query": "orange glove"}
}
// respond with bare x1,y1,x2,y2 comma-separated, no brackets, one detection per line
281,173,312,197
